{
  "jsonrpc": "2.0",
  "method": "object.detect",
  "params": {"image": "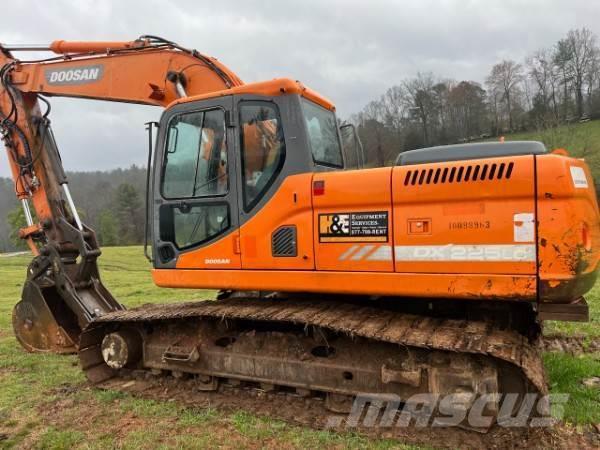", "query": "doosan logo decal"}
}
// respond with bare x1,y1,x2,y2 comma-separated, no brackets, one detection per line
204,258,231,265
45,65,104,85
